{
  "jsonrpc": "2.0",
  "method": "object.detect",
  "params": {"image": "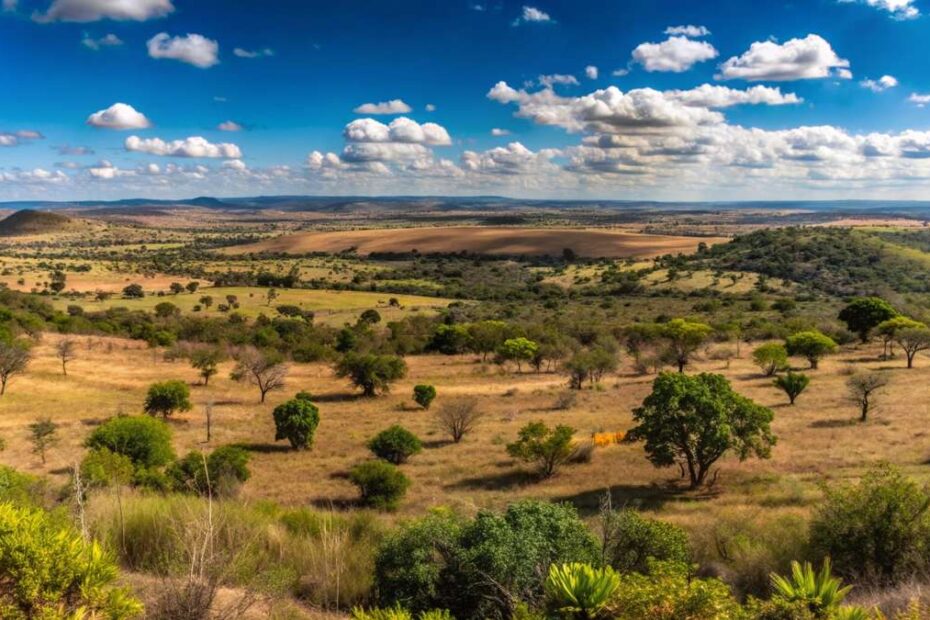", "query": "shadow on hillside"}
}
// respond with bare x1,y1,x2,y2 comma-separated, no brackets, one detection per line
312,392,363,403
808,418,859,429
446,468,538,491
557,482,702,514
233,442,292,454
